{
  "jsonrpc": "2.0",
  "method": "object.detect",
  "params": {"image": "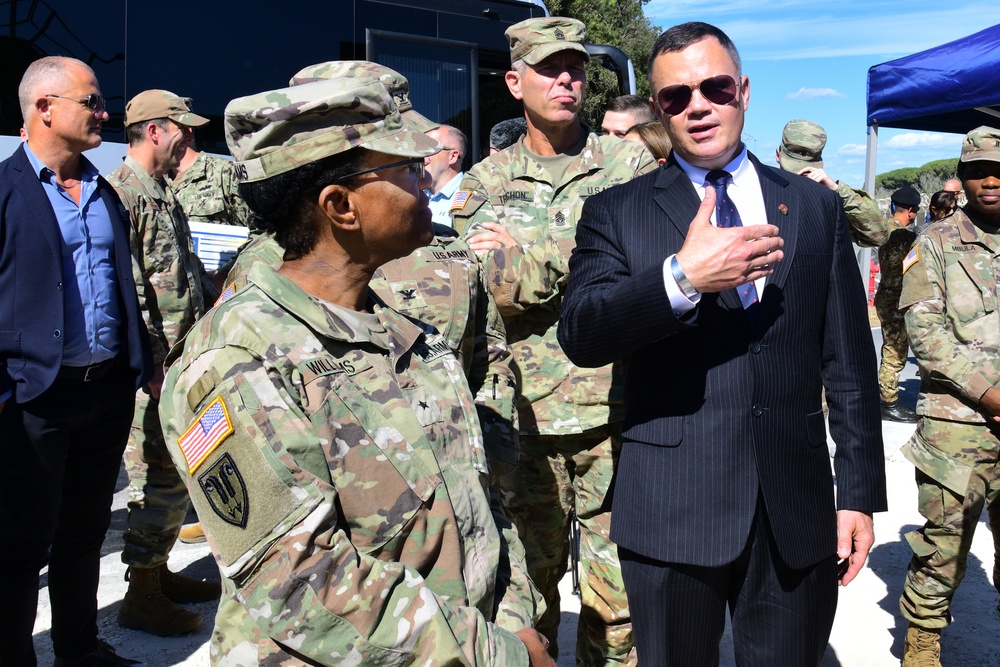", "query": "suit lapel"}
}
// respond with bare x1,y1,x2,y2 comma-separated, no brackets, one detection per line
751,155,797,292
11,145,64,263
653,158,702,239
